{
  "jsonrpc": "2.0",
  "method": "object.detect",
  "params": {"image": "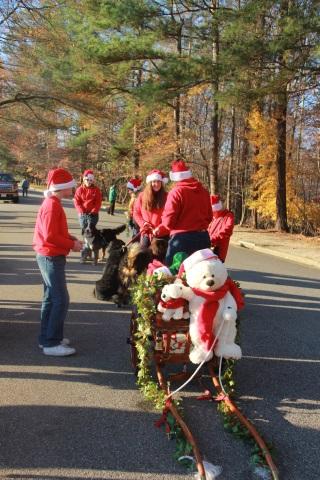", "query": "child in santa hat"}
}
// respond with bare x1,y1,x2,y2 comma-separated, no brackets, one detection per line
208,194,234,262
153,160,212,266
73,169,102,262
133,169,168,247
33,168,83,356
126,176,142,238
